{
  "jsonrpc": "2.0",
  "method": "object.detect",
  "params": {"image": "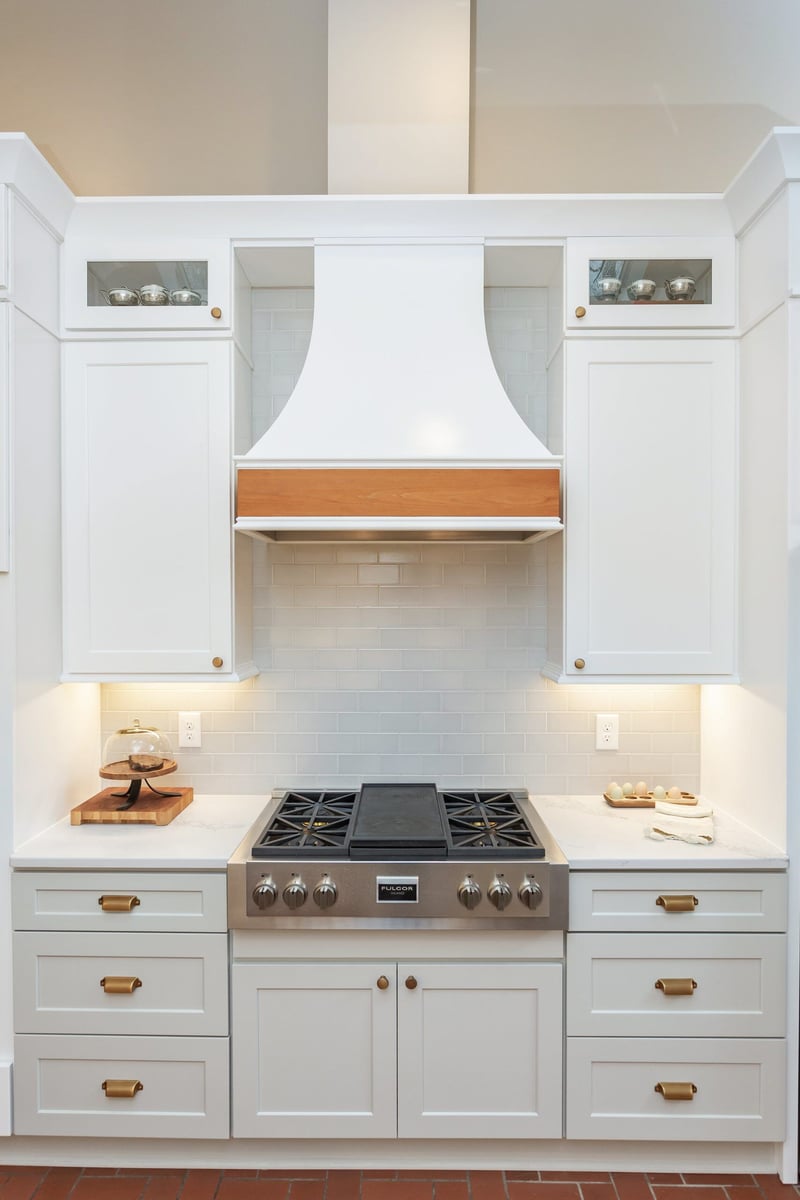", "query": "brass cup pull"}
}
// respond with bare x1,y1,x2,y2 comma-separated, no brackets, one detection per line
656,895,699,913
405,976,418,990
102,1079,143,1099
101,976,142,994
98,895,141,913
655,977,697,996
575,306,587,318
376,975,390,990
574,658,586,670
210,306,222,320
655,1081,697,1101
